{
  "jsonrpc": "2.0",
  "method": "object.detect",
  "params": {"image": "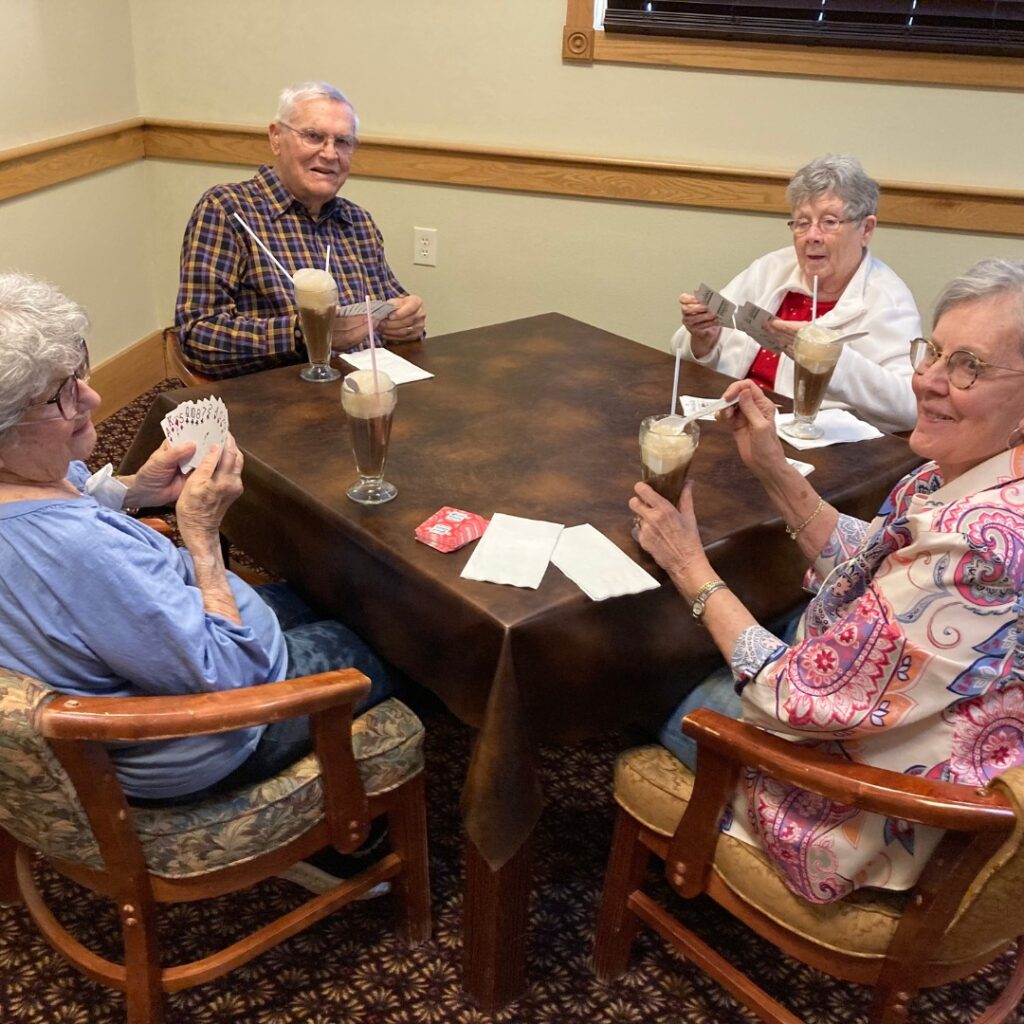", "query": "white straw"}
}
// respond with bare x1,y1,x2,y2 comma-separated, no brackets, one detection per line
365,293,379,391
670,346,682,417
324,246,331,274
232,213,292,283
811,274,819,322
